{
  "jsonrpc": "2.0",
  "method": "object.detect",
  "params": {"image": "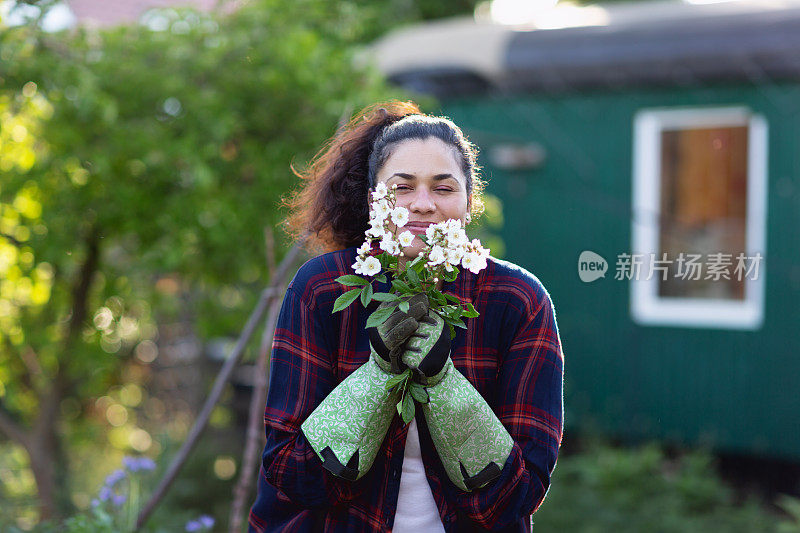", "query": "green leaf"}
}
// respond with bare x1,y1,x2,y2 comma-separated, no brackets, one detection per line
392,279,412,293
398,300,410,314
360,283,373,307
333,288,361,313
444,293,461,304
407,255,425,269
335,275,368,287
406,267,420,286
410,382,429,404
429,291,446,306
367,305,394,328
385,369,410,391
443,268,458,282
372,292,399,302
462,302,479,318
374,274,387,284
444,314,467,329
401,391,415,424
448,323,456,339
